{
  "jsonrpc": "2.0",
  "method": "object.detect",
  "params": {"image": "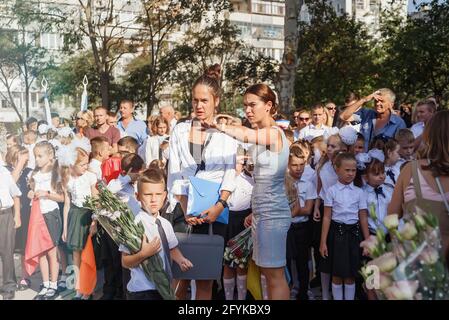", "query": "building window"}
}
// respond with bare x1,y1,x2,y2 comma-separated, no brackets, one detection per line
370,0,378,11
356,0,365,10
